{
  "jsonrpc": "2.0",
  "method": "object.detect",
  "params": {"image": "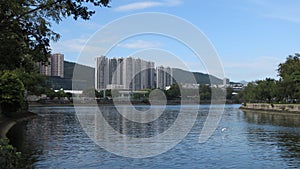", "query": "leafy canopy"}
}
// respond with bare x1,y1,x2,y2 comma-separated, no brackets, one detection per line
239,53,300,103
0,71,25,112
0,0,111,71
